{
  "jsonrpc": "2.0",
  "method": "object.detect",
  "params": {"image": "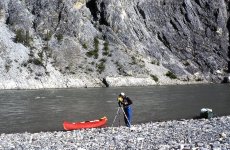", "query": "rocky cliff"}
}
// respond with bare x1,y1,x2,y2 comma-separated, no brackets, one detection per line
0,0,229,89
